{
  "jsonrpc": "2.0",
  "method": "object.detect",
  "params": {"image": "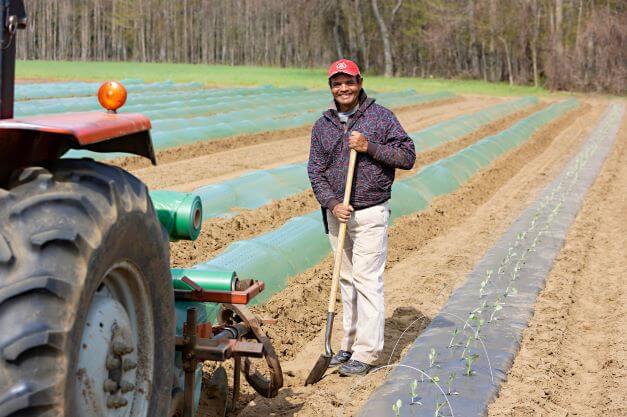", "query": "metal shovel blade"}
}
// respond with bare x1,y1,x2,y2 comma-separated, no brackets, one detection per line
304,353,332,386
304,312,335,385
